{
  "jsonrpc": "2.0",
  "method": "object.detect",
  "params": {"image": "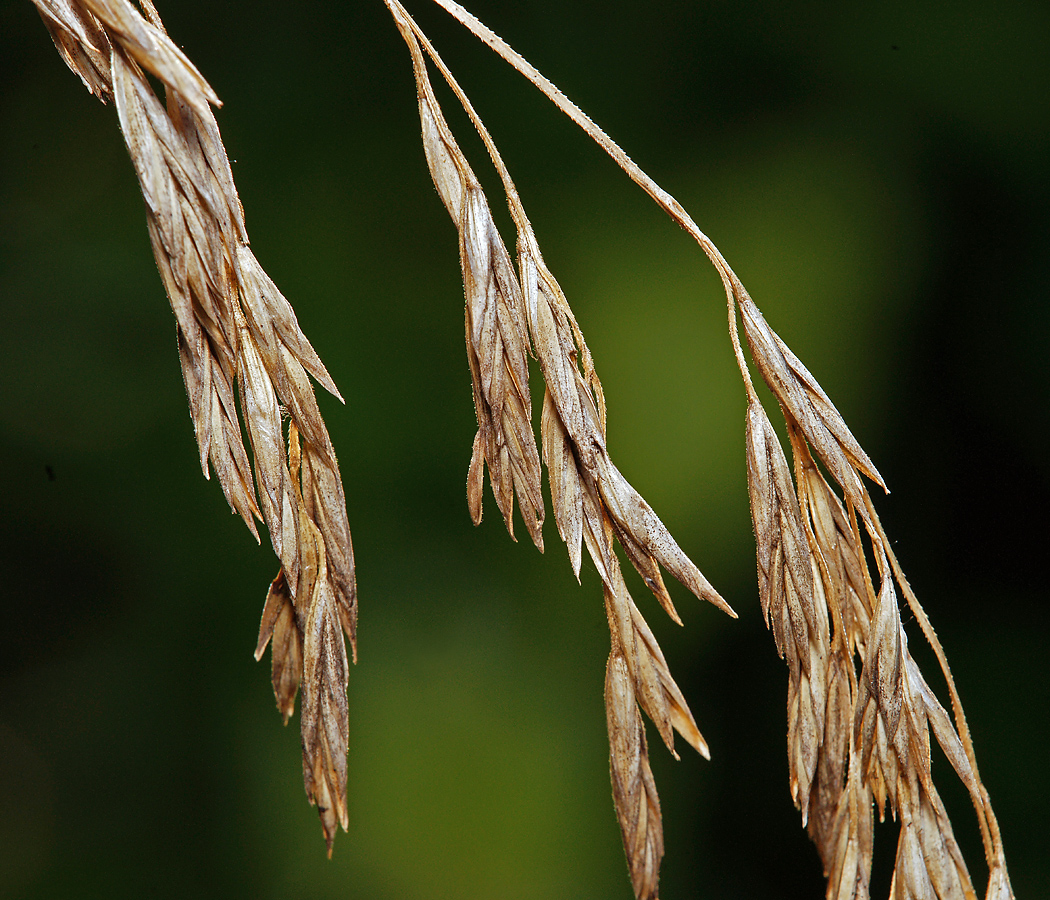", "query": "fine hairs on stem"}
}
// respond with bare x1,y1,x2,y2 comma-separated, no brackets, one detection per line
30,1,1014,898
